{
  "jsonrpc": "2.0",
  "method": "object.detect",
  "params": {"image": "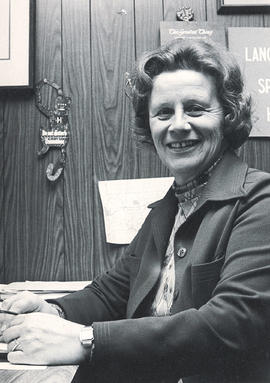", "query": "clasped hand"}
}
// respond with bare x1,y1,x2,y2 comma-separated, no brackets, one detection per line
0,291,87,365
